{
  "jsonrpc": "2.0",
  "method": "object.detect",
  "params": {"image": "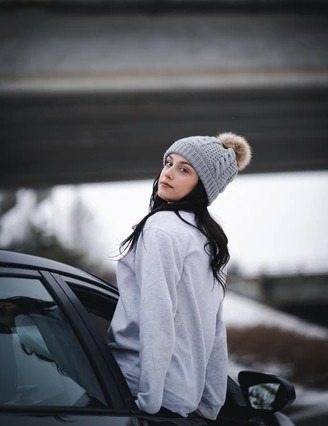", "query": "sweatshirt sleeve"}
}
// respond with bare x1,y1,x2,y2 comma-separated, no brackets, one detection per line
134,227,183,414
198,303,228,420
